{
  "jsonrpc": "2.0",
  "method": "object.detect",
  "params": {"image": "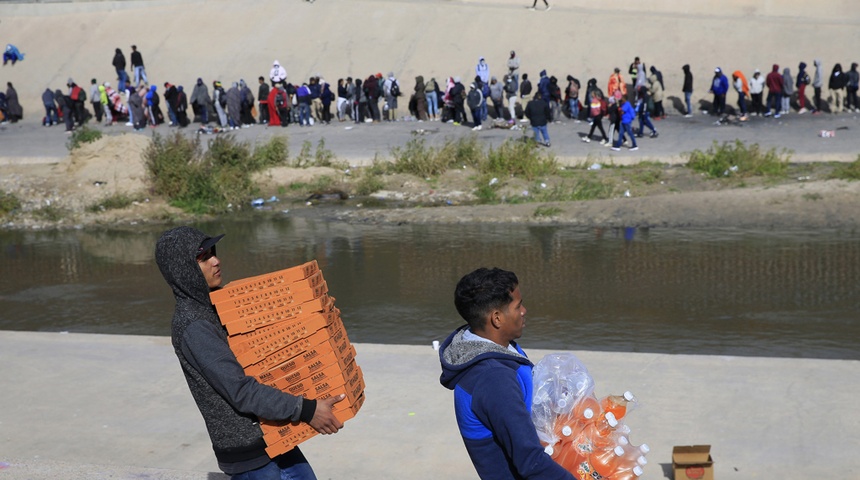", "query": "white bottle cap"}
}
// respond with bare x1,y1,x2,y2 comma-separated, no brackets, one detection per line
617,436,630,446
637,455,648,466
639,443,650,454
623,391,635,401
614,446,625,456
557,398,568,409
583,408,594,419
633,465,644,476
544,445,554,456
605,412,618,427
562,425,572,437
